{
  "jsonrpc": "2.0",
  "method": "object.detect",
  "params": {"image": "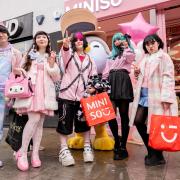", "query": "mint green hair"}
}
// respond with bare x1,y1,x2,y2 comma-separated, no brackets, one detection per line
111,32,134,60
